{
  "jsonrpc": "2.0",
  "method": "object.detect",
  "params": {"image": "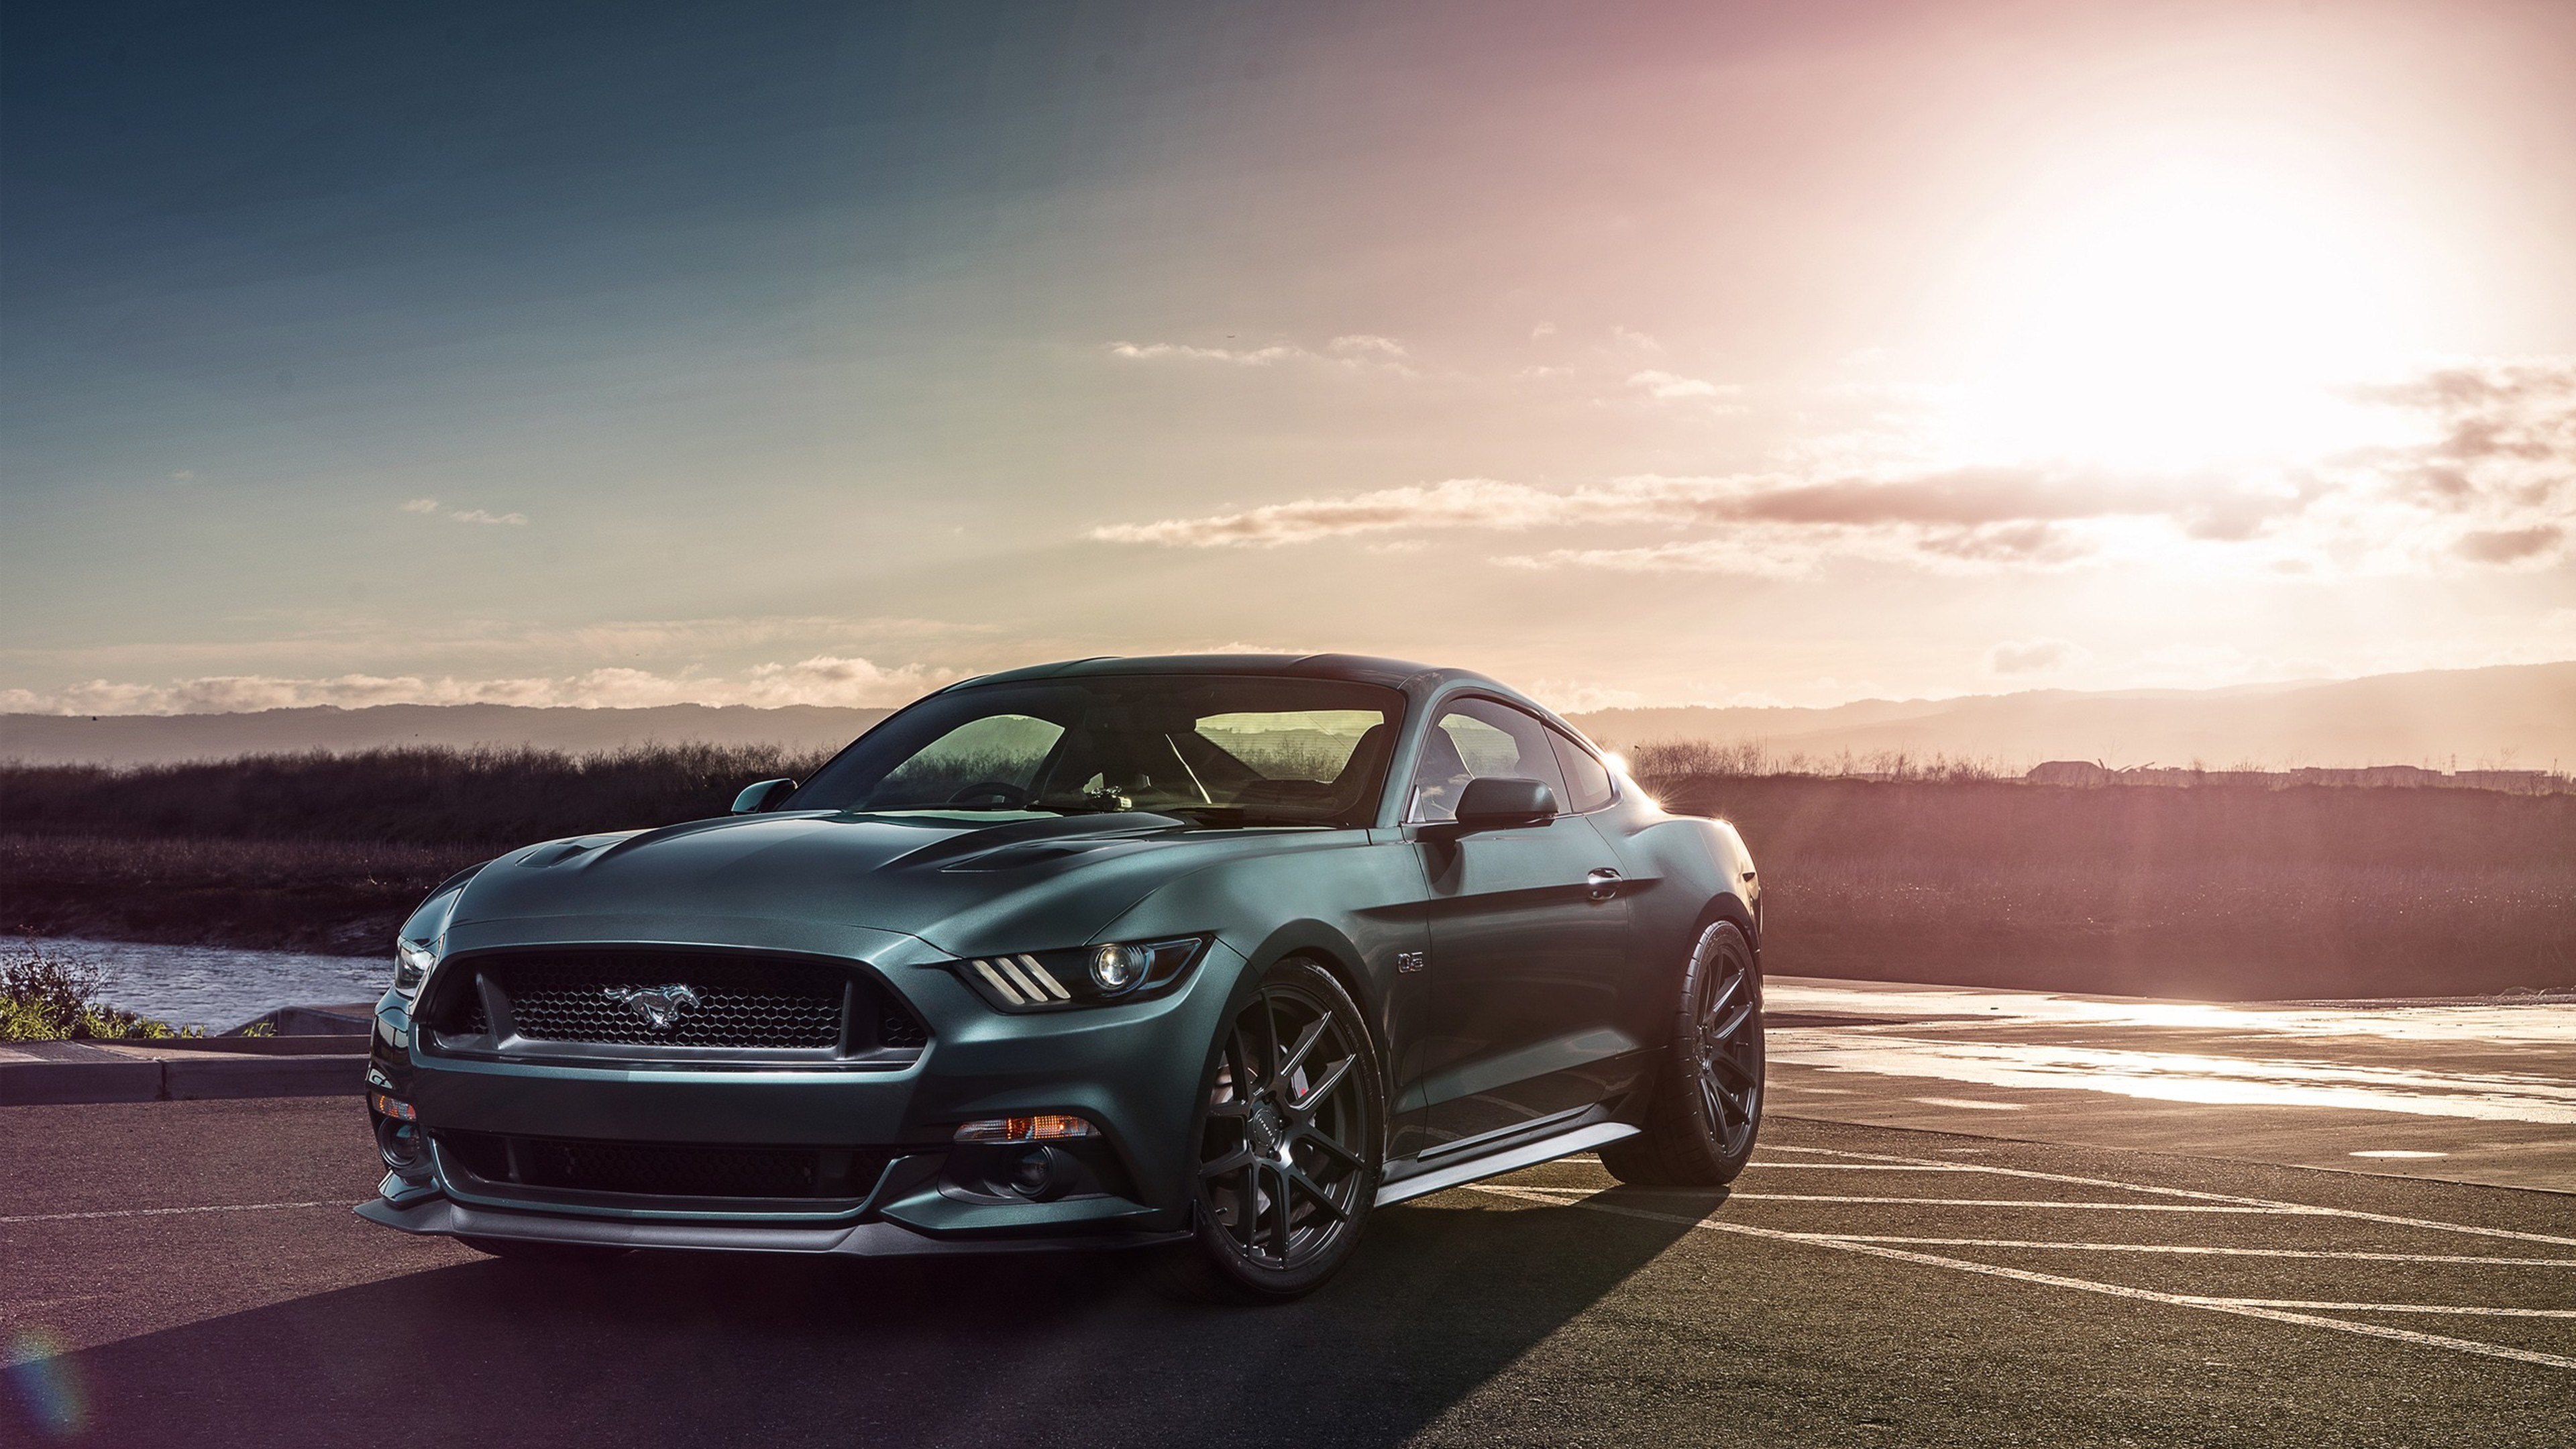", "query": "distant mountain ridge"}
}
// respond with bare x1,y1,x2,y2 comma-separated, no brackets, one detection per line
1572,661,2576,771
0,703,896,767
1,661,2569,770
